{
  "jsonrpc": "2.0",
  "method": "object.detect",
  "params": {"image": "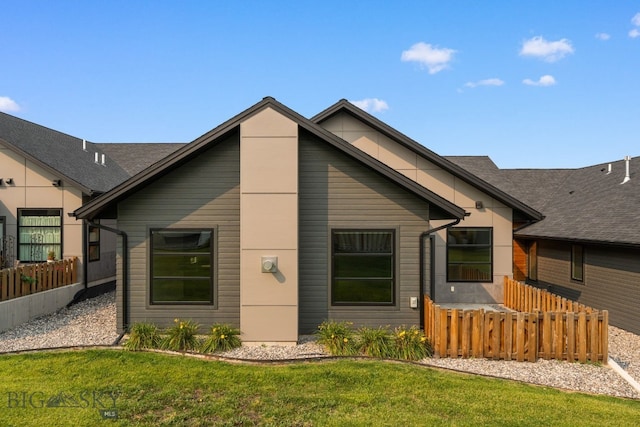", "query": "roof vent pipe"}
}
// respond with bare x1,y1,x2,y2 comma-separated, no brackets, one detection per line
621,156,631,184
607,163,612,174
82,139,87,151
94,152,99,164
101,154,106,166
